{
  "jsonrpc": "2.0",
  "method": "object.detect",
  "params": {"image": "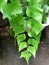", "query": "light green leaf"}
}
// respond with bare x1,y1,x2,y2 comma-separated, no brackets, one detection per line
19,42,27,51
28,38,39,50
14,26,25,36
27,46,36,58
20,51,31,63
17,34,26,44
2,3,22,18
